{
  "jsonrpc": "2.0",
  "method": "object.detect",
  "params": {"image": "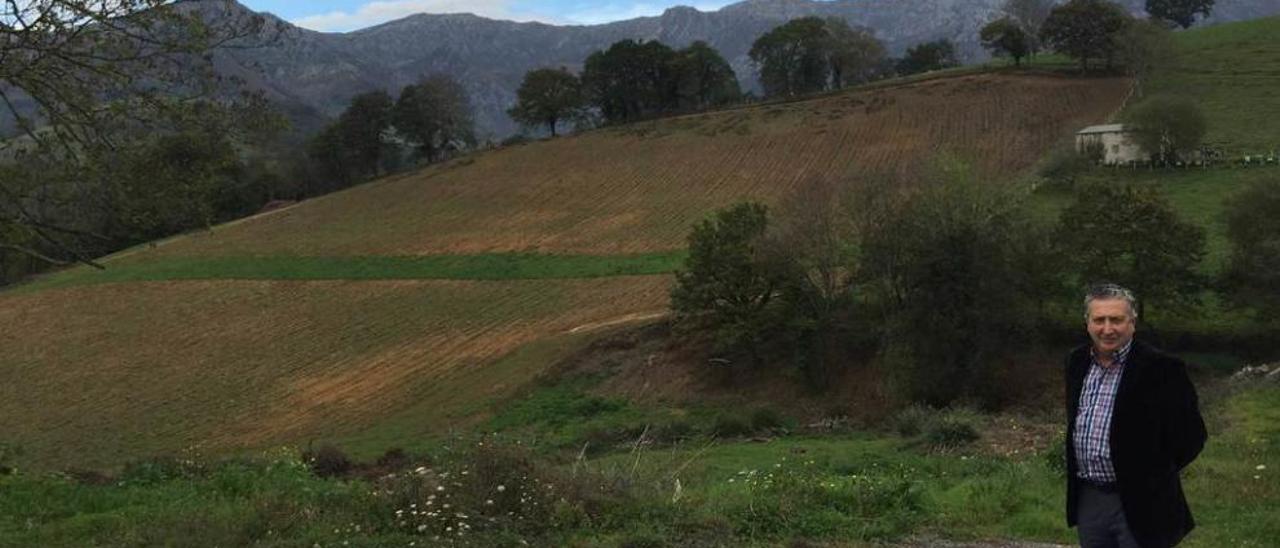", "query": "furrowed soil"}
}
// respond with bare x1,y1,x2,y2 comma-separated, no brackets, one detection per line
0,277,669,470
0,71,1130,471
121,72,1129,259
